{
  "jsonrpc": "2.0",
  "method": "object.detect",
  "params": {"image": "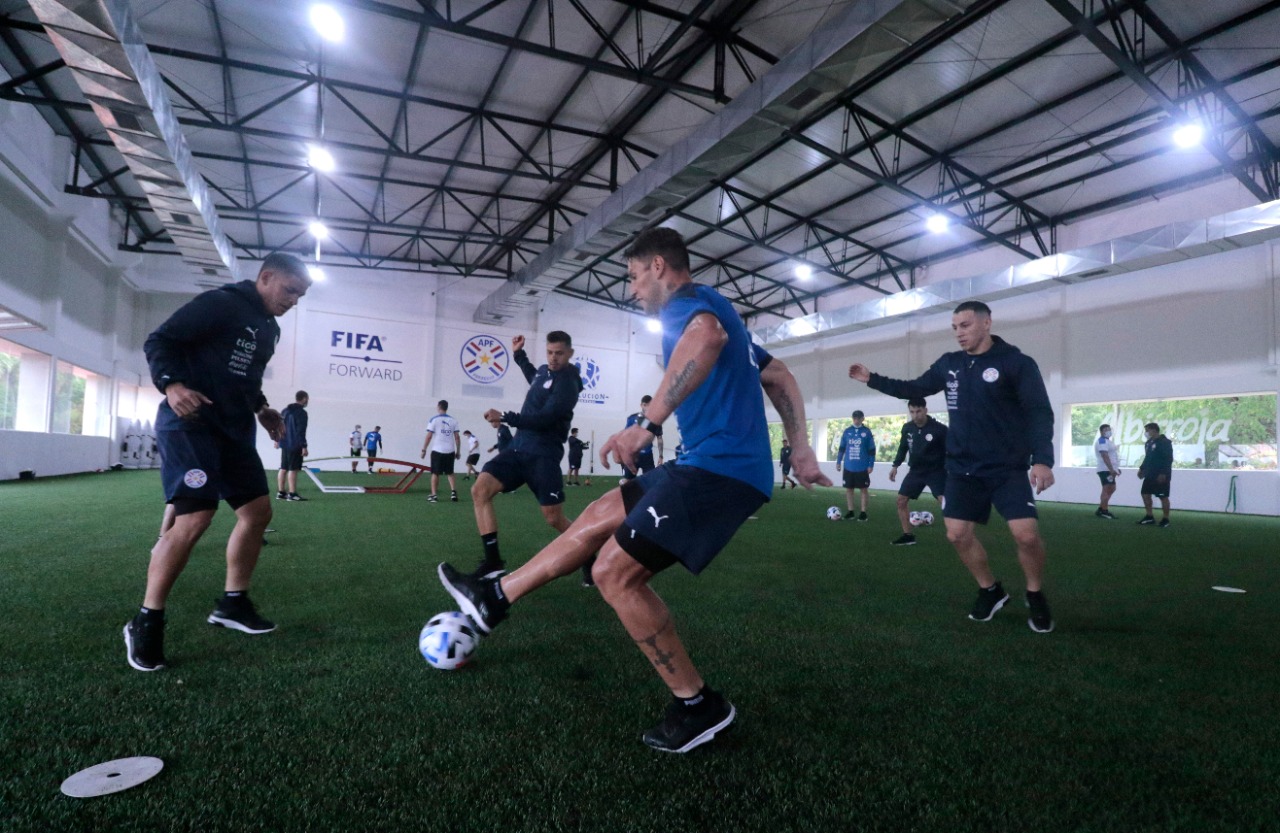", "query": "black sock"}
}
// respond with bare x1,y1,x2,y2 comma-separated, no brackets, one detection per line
224,590,245,599
139,606,164,620
482,533,501,565
679,685,713,712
